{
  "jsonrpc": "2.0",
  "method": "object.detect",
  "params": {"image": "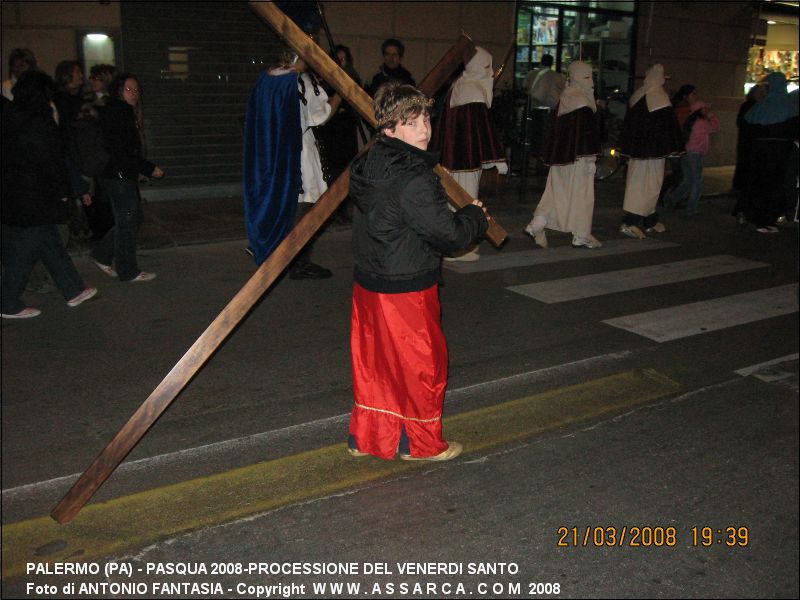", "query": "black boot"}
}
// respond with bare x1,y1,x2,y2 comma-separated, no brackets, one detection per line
289,261,332,280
